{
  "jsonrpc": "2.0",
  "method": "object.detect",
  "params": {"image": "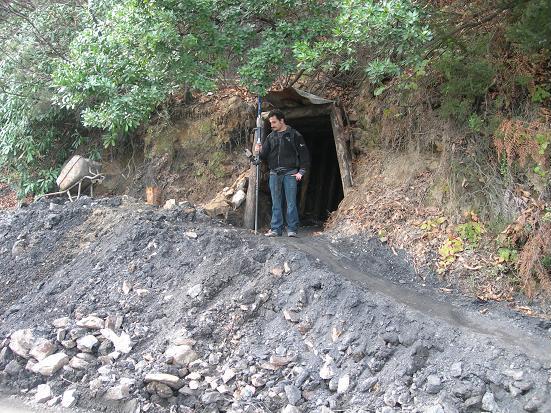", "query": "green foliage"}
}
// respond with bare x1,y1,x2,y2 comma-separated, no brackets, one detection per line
438,236,464,273
53,0,220,147
456,221,486,247
507,0,551,53
435,40,496,121
498,247,518,263
531,85,551,103
0,2,90,196
420,216,446,231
